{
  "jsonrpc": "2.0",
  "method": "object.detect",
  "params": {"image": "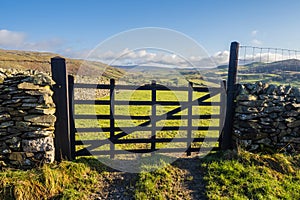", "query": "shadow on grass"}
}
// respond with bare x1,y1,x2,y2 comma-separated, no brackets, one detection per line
75,157,138,199
74,151,228,200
